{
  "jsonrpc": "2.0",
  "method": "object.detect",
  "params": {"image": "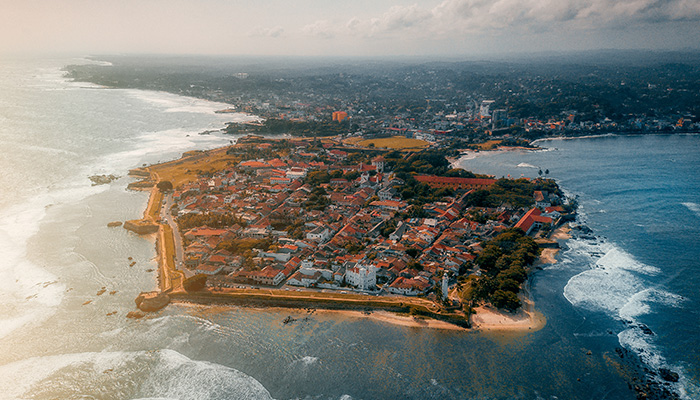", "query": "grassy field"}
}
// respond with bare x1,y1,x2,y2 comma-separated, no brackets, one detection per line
149,147,240,188
356,136,430,150
472,140,502,150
